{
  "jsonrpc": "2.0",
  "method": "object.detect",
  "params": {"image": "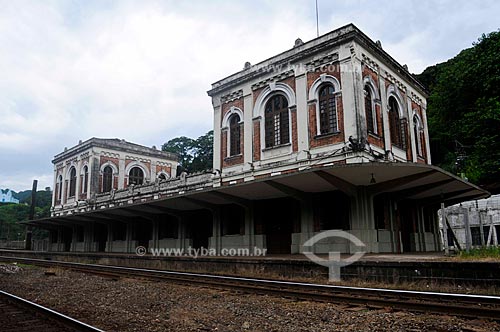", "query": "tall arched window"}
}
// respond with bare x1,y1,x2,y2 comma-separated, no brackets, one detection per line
265,95,289,148
364,85,375,134
413,115,423,157
319,84,338,134
129,167,144,185
82,166,88,194
102,166,113,193
388,96,403,148
68,167,77,197
57,175,63,201
229,114,241,156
